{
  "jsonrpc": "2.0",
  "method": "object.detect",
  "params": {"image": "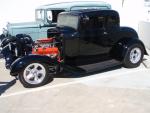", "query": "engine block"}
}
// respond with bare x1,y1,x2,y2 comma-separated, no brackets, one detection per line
32,38,59,58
